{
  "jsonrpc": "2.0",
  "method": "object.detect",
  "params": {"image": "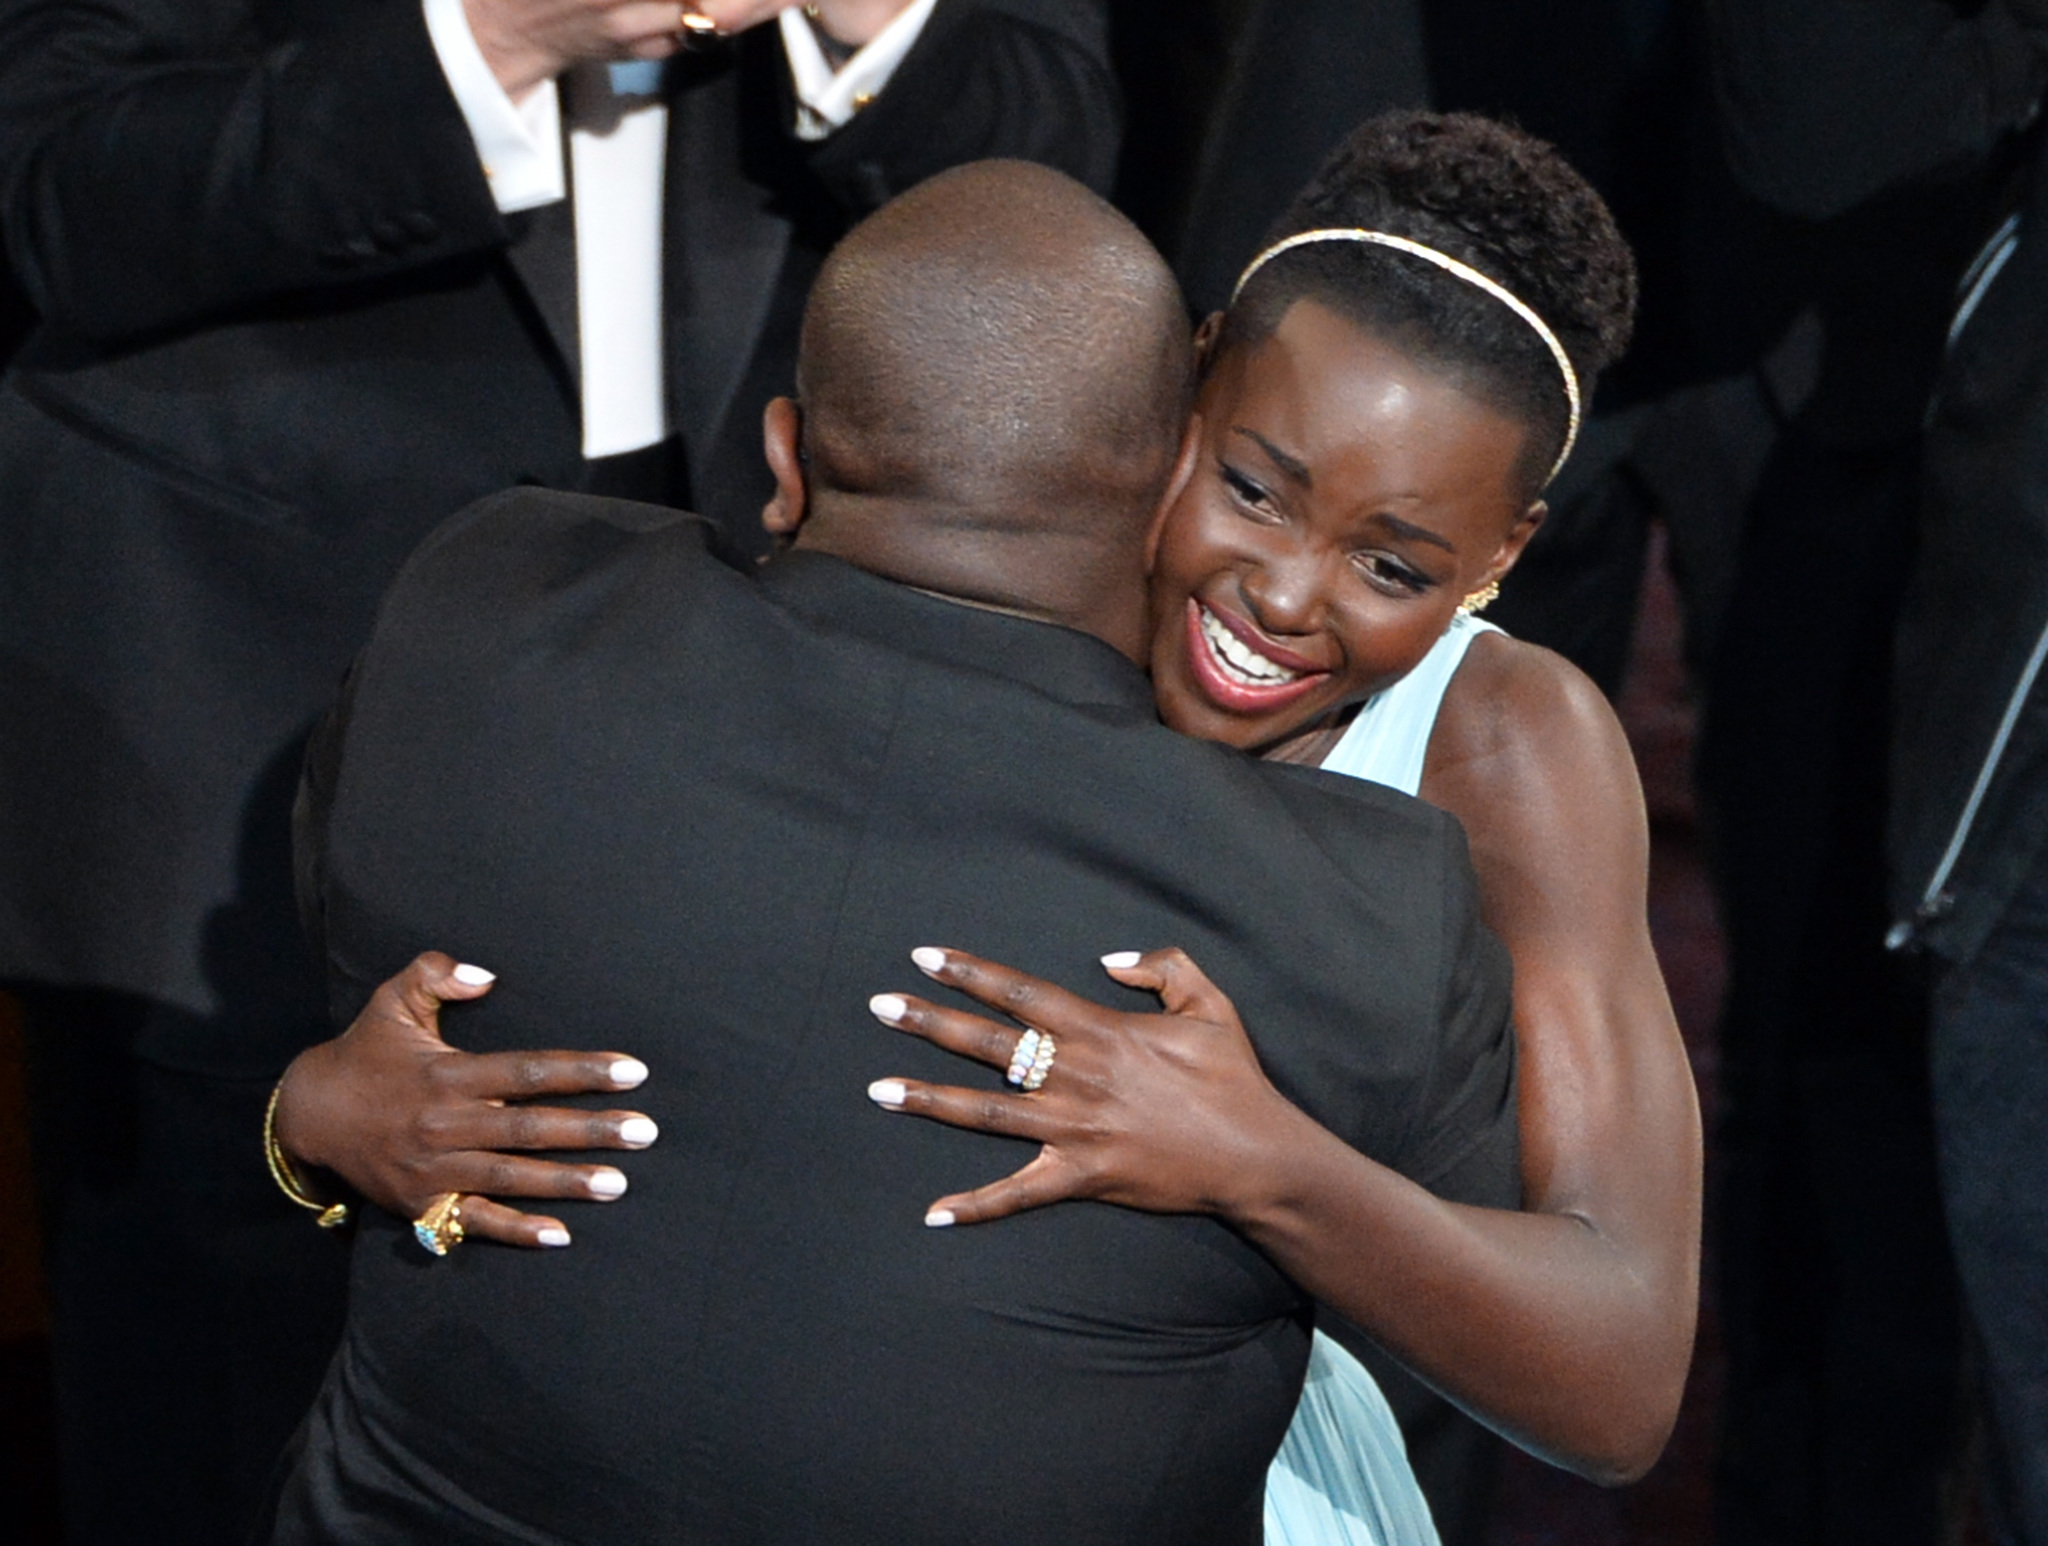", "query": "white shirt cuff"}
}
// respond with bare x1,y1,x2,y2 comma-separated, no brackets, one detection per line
780,0,940,142
423,0,566,213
